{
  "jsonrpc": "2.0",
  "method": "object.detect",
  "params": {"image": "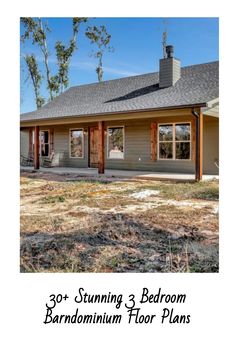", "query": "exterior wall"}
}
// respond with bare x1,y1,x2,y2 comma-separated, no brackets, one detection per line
52,125,88,168
20,129,29,157
203,116,219,175
104,117,195,173
42,115,196,173
21,115,219,175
